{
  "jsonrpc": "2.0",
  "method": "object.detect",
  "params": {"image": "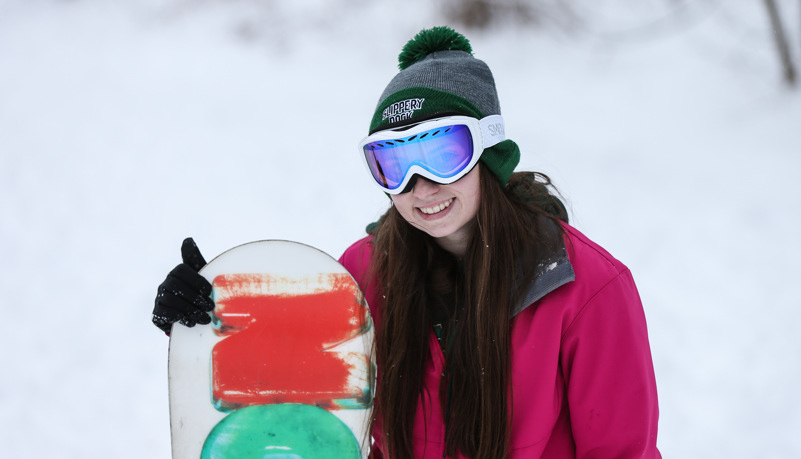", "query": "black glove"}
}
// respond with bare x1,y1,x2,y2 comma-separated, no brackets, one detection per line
152,238,215,335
